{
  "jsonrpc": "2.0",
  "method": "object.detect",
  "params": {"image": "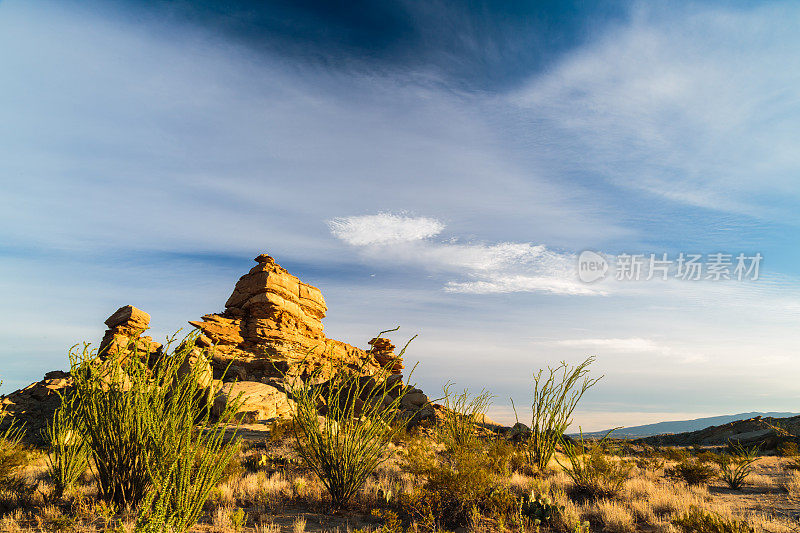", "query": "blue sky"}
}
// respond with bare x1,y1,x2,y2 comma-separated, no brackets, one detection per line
2,0,800,430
